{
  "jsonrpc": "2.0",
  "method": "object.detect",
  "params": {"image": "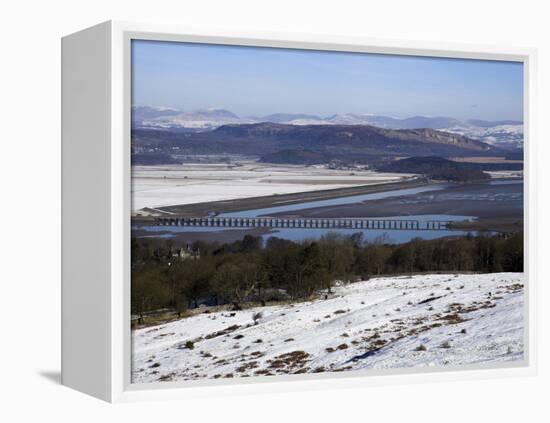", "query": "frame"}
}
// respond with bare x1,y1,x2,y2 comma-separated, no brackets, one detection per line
61,20,538,402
